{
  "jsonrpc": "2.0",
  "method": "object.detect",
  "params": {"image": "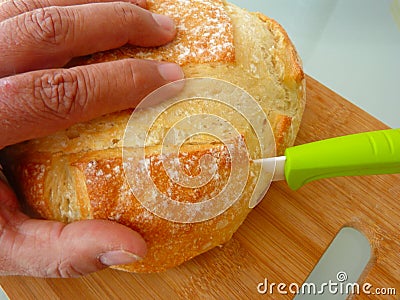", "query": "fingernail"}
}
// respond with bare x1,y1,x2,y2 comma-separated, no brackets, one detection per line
98,250,142,266
158,63,184,81
152,13,175,32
